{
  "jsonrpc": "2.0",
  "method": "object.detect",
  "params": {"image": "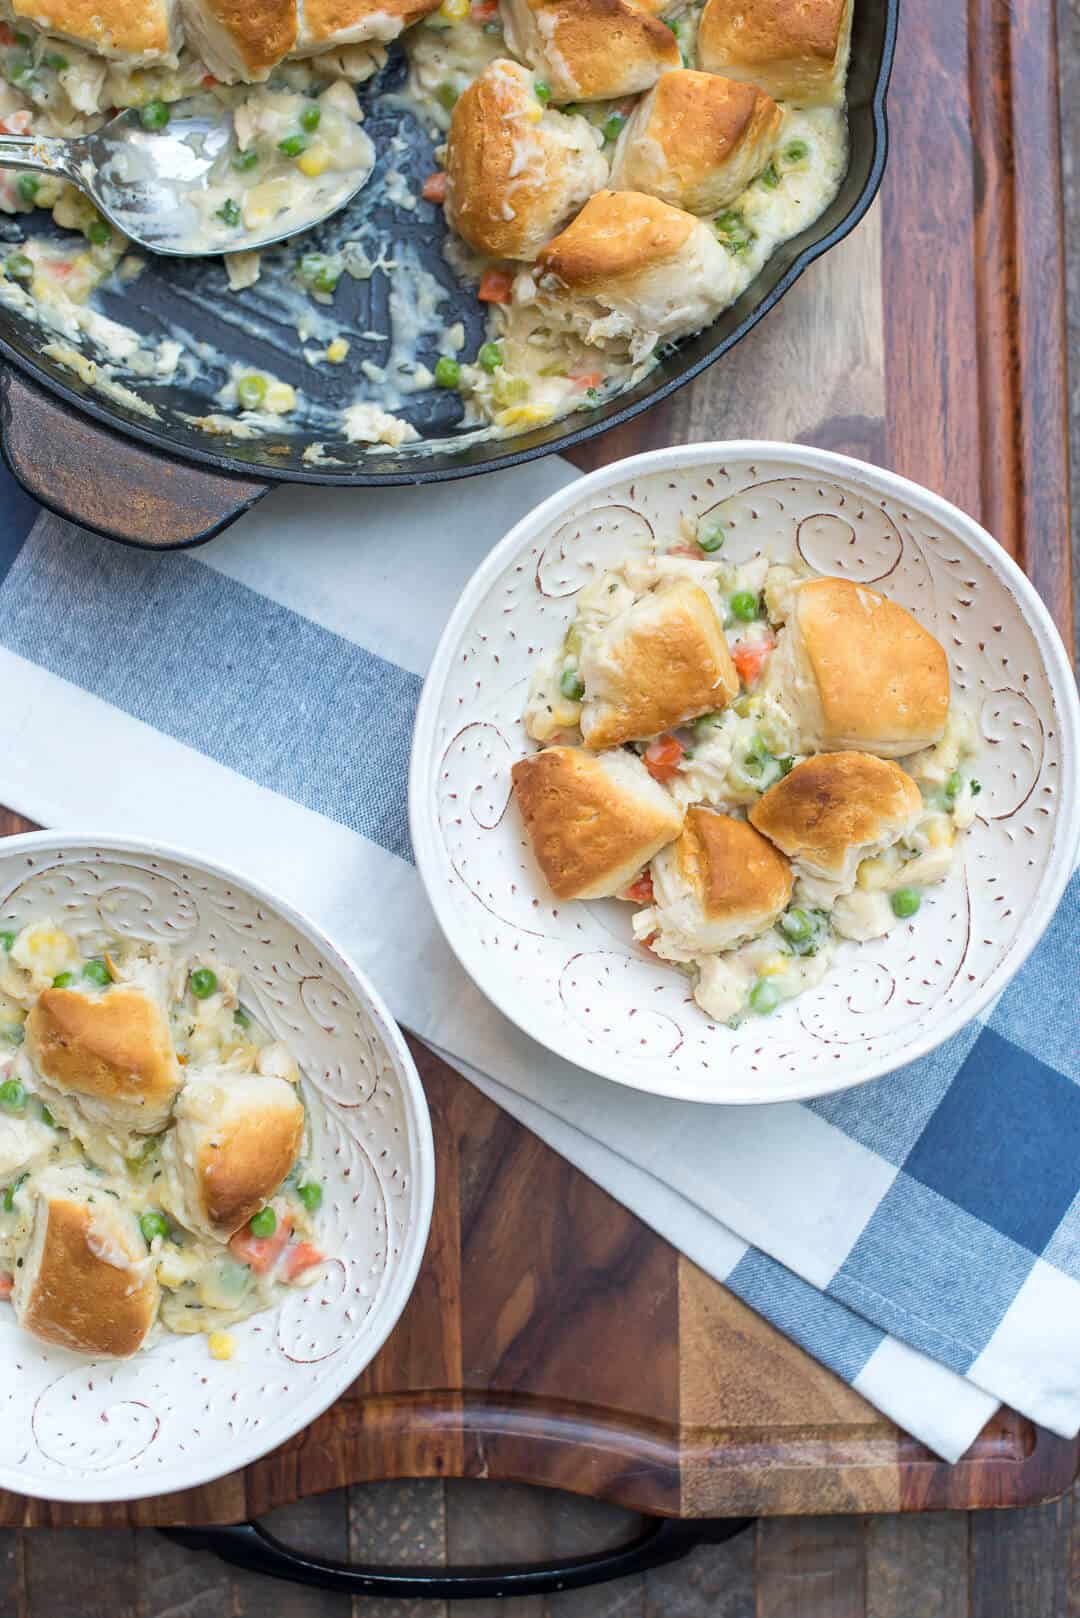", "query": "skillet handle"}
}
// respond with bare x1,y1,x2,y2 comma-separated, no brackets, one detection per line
0,368,270,549
162,1515,755,1600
